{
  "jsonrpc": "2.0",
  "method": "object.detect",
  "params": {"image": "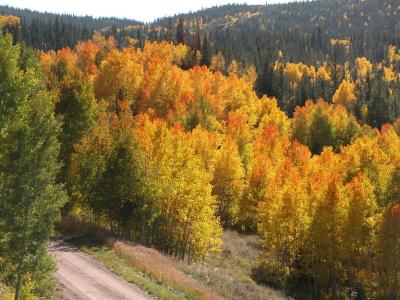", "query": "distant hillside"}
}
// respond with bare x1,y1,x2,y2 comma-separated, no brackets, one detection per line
0,5,140,49
0,5,139,29
1,0,399,64
148,0,400,65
